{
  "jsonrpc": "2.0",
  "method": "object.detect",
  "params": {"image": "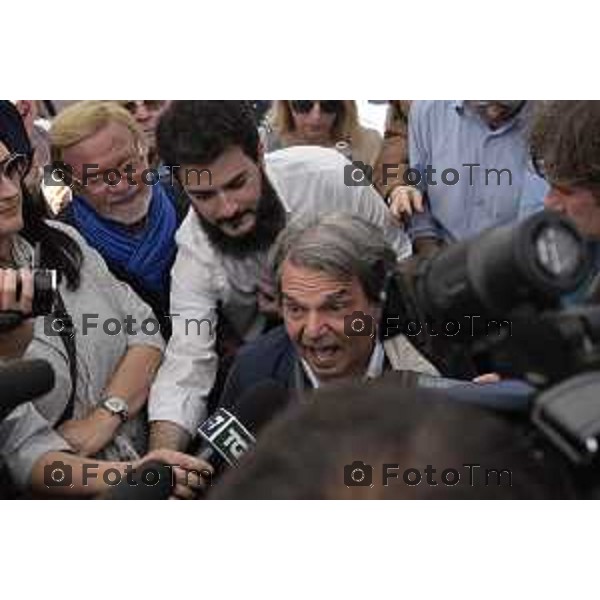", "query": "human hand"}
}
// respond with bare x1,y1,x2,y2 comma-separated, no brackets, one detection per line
136,449,214,500
388,185,424,224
